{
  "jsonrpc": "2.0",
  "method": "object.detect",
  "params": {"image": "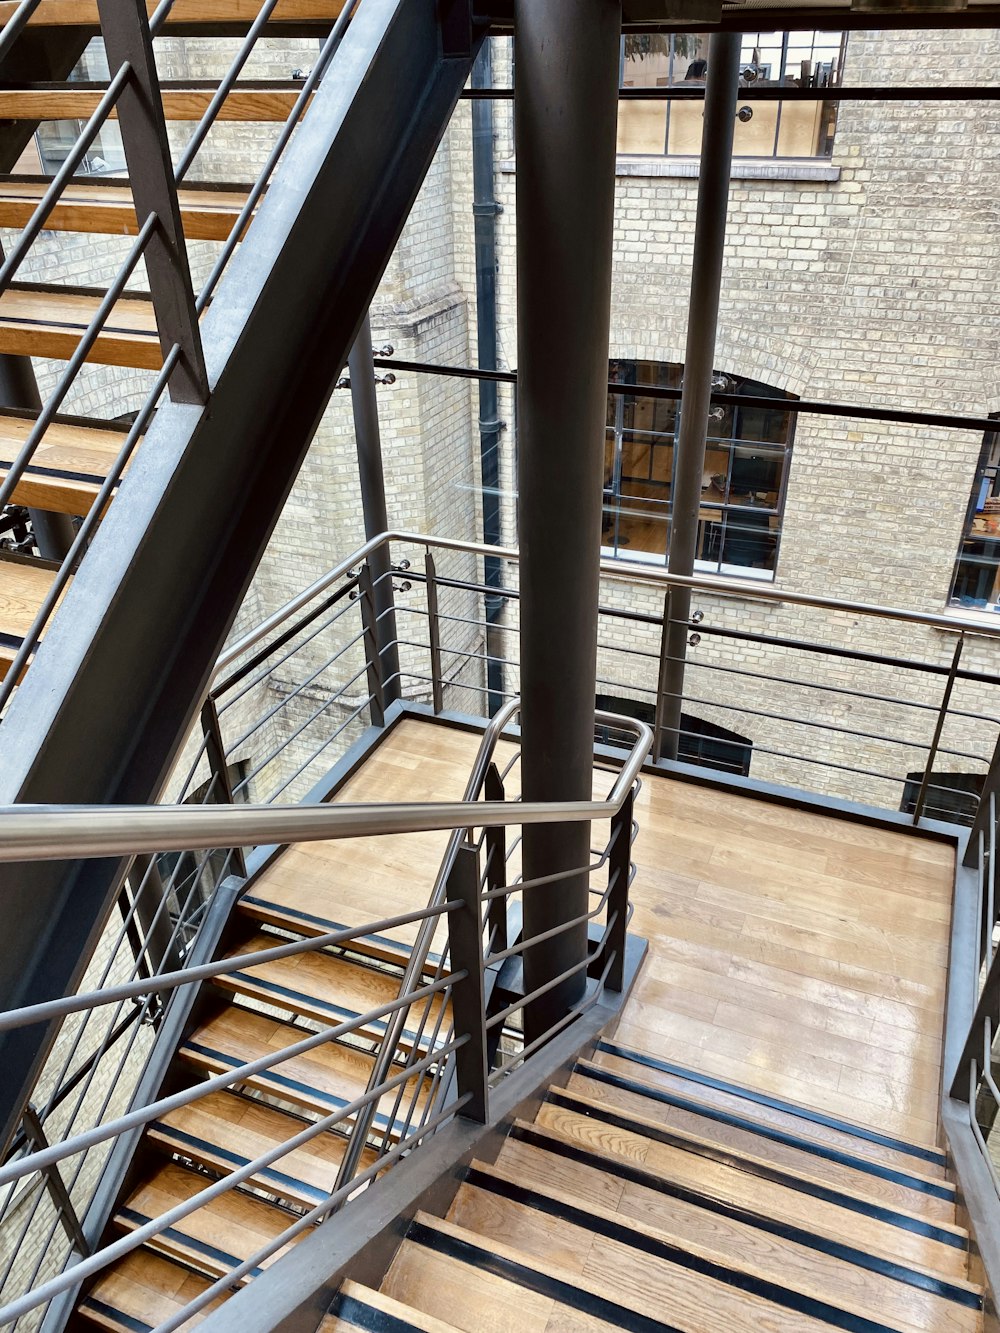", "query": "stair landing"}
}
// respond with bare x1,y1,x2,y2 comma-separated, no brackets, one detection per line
254,717,954,1149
